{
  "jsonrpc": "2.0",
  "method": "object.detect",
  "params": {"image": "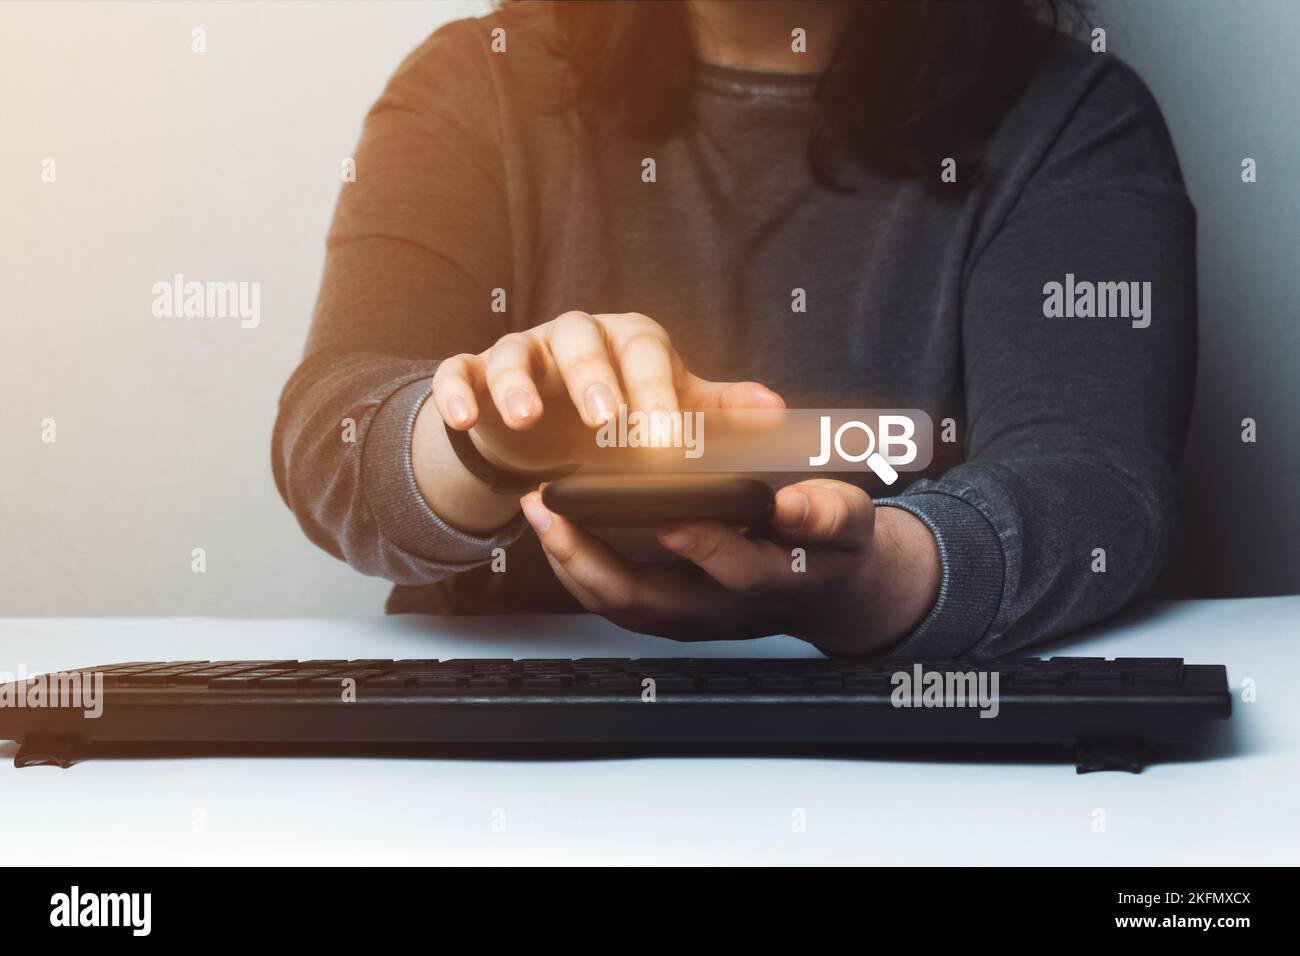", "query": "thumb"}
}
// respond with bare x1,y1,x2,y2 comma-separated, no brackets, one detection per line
683,376,786,410
716,380,786,410
771,479,875,549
